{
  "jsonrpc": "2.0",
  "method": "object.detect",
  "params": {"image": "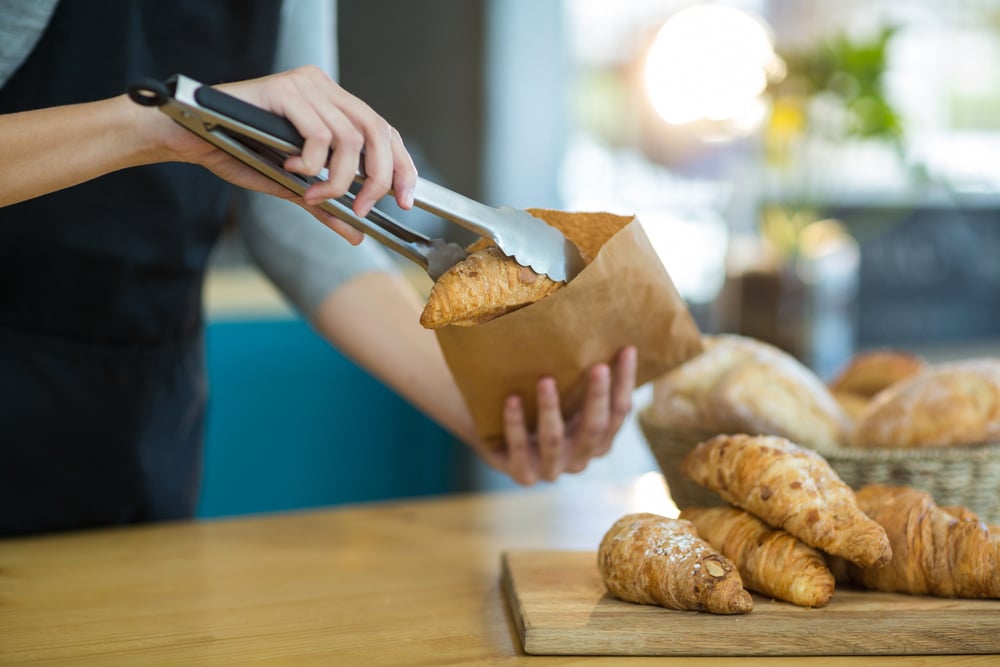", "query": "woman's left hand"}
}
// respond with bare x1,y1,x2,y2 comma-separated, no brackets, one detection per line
478,346,638,485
